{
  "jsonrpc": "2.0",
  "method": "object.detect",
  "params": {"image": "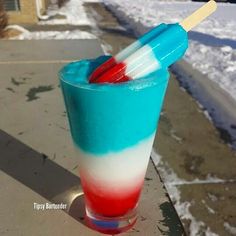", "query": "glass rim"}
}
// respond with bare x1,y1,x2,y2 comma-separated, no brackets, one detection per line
59,59,170,92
